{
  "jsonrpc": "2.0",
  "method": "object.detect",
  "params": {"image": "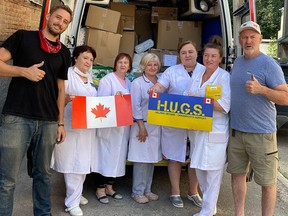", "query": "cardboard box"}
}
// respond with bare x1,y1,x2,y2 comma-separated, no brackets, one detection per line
119,31,136,59
135,9,154,44
156,20,202,51
85,5,121,33
117,19,124,34
86,28,122,67
110,2,136,30
151,7,178,23
149,48,180,66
